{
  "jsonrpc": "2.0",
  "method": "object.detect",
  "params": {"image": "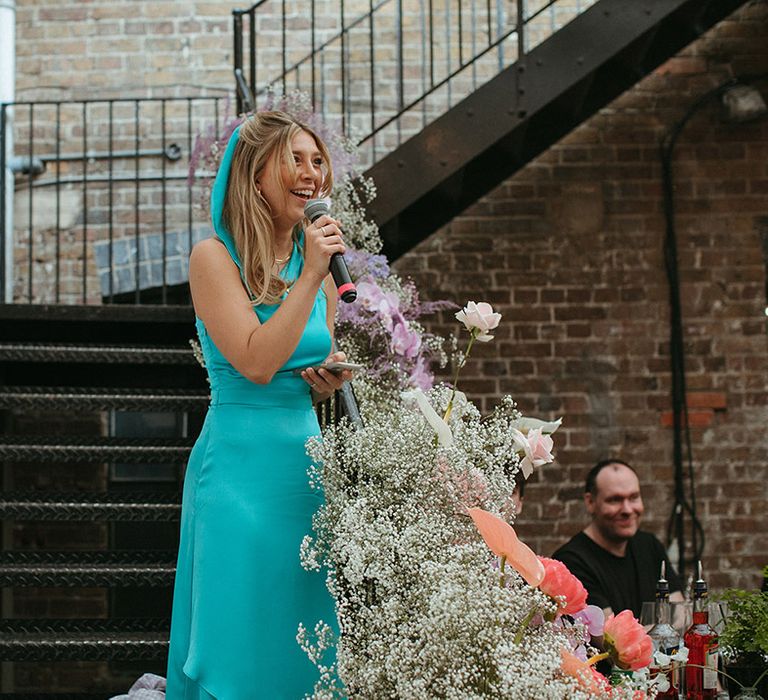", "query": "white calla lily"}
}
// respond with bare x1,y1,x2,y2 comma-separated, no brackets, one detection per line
512,416,562,435
402,389,453,447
